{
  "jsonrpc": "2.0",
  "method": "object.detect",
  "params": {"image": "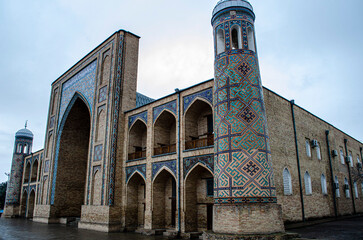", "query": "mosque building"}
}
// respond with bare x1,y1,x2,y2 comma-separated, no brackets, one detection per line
3,0,363,239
